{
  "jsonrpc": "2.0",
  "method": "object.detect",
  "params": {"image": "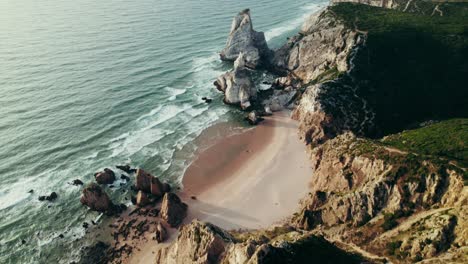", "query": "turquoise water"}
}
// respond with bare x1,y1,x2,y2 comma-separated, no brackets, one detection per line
0,0,327,262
